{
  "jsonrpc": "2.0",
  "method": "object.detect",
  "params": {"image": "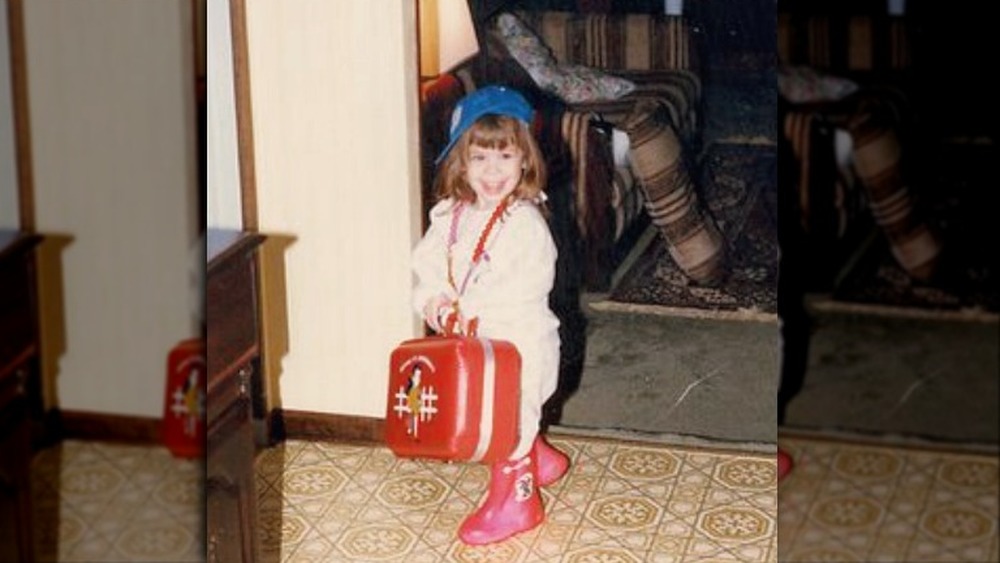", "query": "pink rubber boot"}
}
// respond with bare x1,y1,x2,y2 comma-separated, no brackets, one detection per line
458,451,544,545
778,447,794,482
533,436,569,487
